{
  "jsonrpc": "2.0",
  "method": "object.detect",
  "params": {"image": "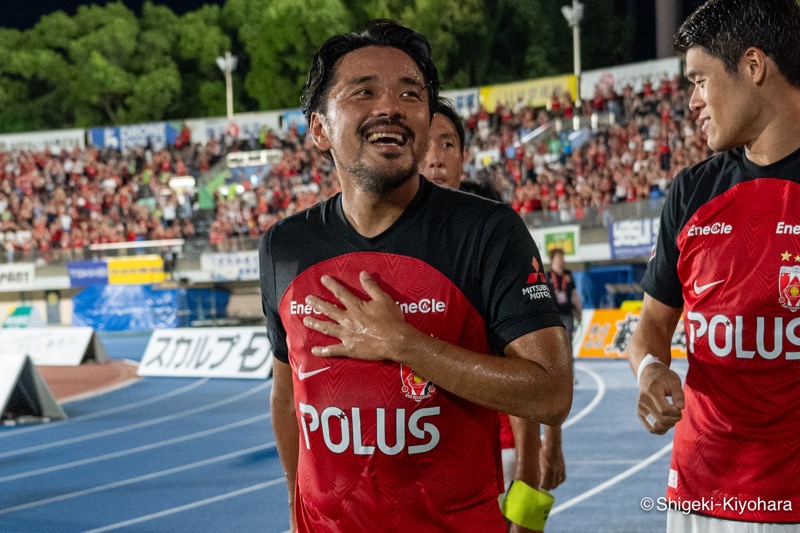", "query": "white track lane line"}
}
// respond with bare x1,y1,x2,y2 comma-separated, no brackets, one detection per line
0,414,270,484
550,442,673,516
0,378,210,439
562,363,605,430
0,381,271,460
83,478,287,532
549,361,687,515
0,442,276,515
